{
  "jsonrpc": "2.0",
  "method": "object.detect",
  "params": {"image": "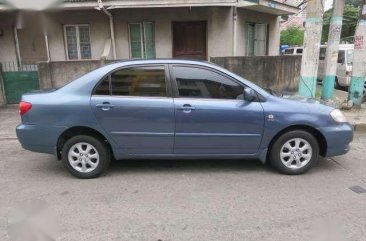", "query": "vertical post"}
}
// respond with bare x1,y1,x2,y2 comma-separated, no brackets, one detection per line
299,0,324,98
321,0,346,100
232,6,237,56
348,0,366,108
0,66,6,106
